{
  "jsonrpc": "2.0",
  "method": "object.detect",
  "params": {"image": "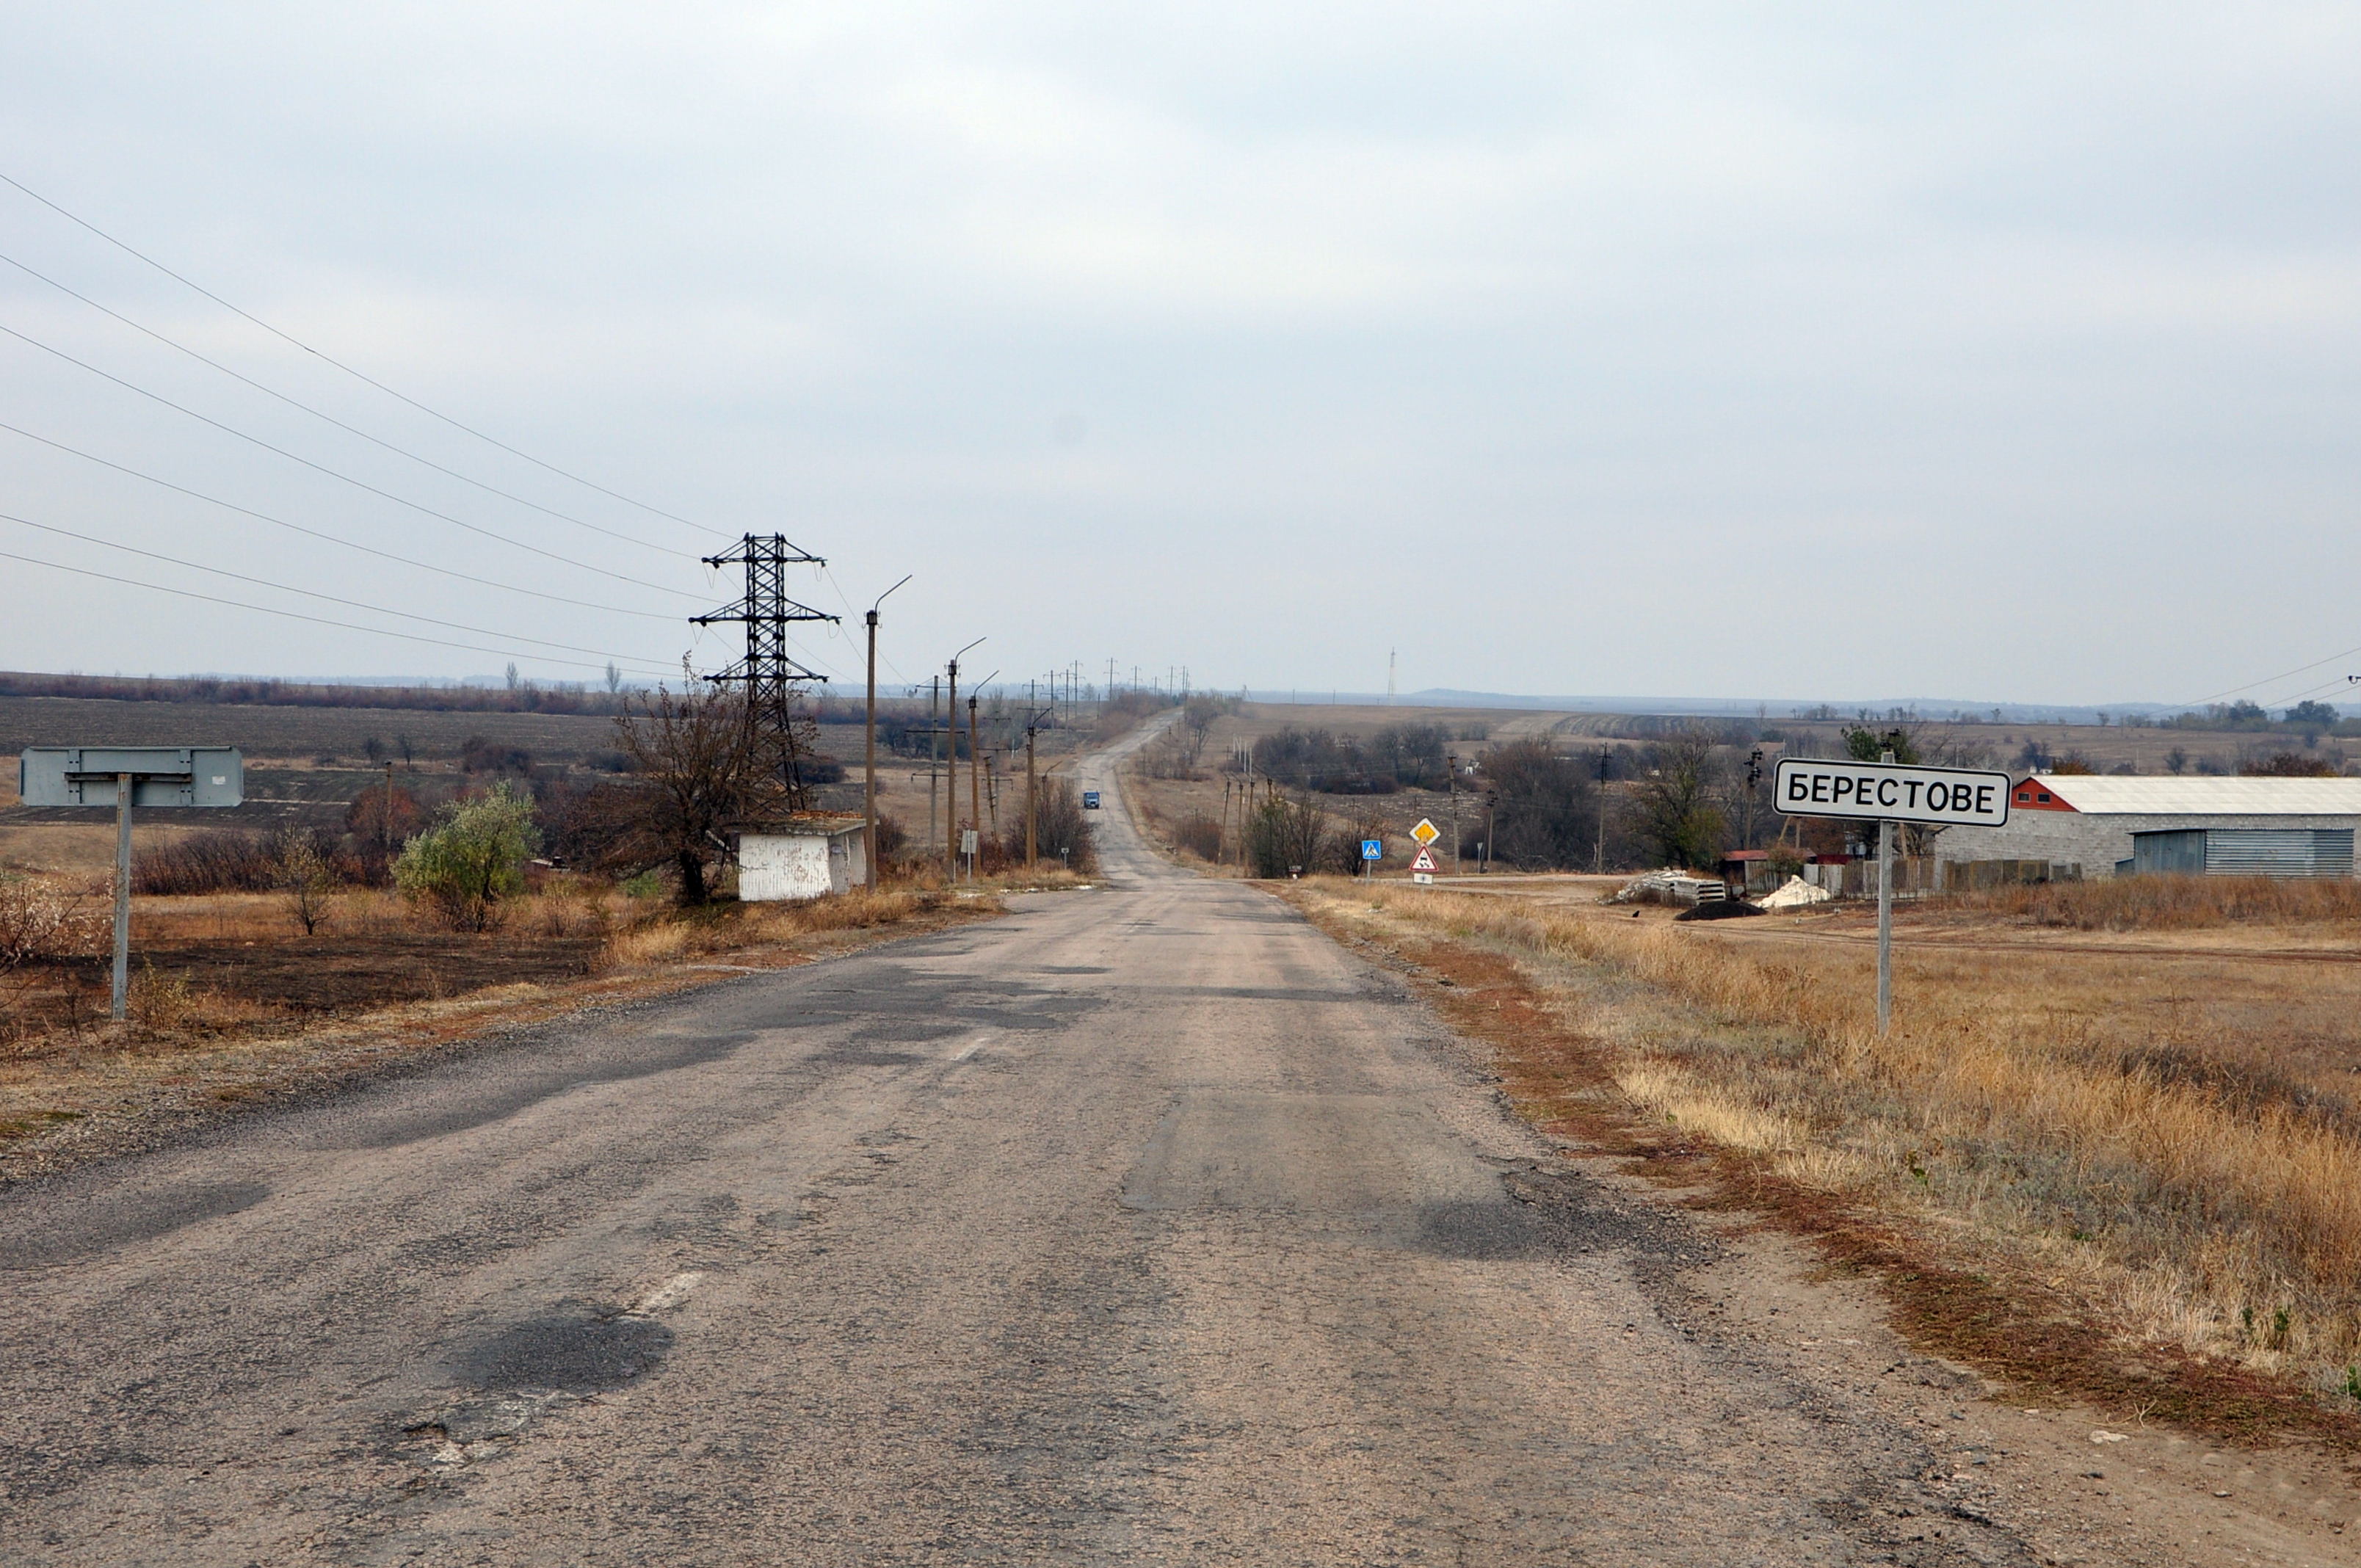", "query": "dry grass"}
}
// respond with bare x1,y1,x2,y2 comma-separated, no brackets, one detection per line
1943,874,2361,932
1297,877,2361,1411
597,888,937,969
